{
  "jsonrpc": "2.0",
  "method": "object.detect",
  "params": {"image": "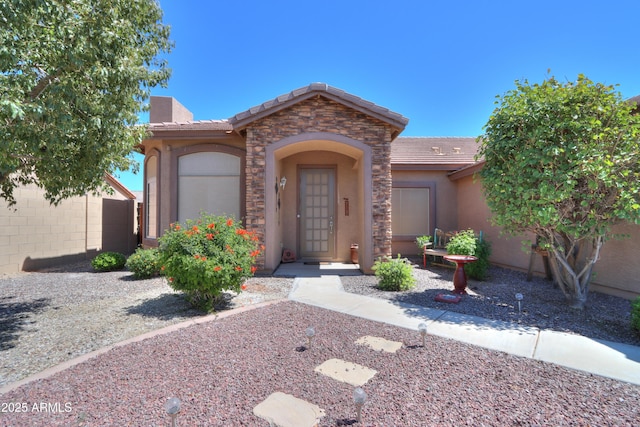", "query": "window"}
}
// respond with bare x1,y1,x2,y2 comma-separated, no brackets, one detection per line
392,186,431,237
178,152,240,223
145,155,158,239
